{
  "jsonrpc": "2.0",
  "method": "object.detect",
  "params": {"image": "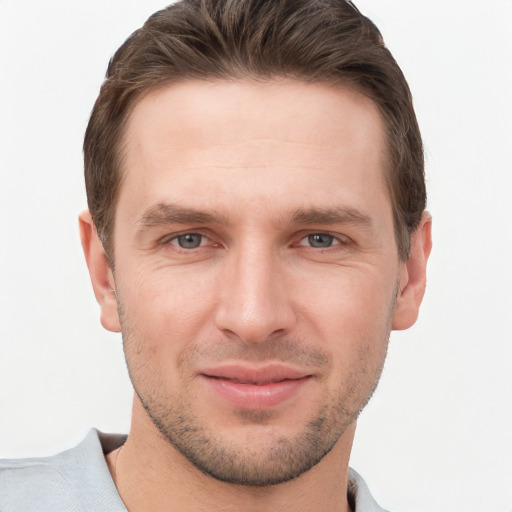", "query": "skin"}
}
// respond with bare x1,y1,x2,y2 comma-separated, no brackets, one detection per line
80,79,432,512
